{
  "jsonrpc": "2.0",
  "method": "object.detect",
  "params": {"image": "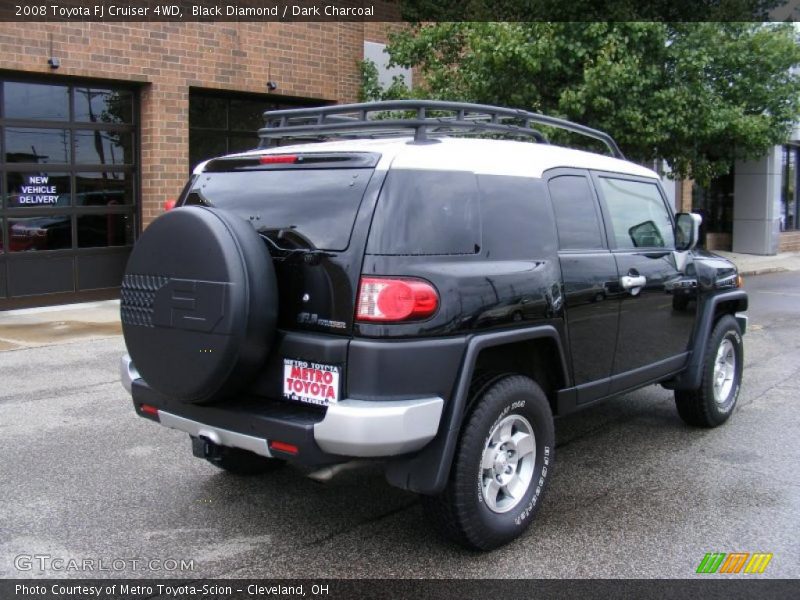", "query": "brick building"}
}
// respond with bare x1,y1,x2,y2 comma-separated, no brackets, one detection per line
0,21,397,308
